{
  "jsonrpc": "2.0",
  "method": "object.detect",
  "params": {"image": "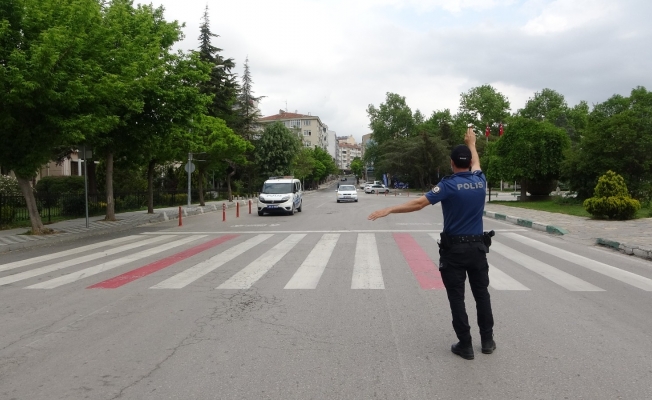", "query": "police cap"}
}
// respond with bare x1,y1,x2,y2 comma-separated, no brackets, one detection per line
451,145,472,168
